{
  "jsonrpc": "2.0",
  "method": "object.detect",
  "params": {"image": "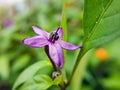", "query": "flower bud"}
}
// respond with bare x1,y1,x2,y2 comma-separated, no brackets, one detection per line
52,71,60,79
